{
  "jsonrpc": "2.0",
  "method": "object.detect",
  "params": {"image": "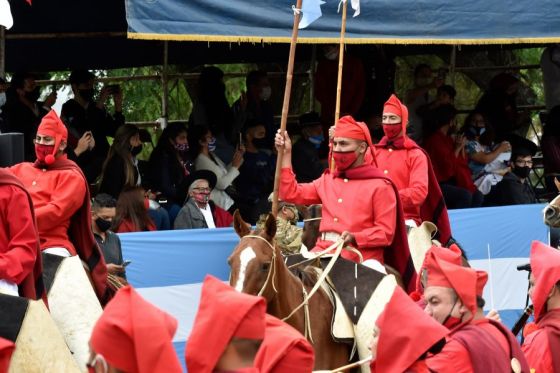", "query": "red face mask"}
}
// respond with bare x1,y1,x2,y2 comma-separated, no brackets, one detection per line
192,191,210,204
382,124,402,139
144,198,150,210
332,151,358,172
35,144,54,163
